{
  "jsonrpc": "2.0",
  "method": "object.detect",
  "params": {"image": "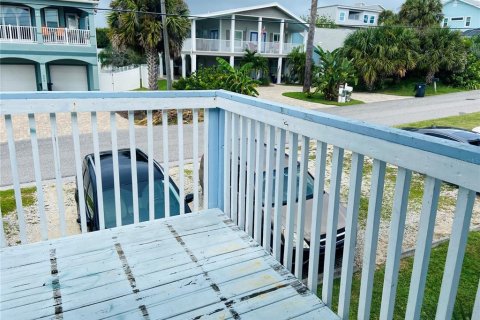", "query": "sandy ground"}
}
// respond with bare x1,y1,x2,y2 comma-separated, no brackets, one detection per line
256,84,409,110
